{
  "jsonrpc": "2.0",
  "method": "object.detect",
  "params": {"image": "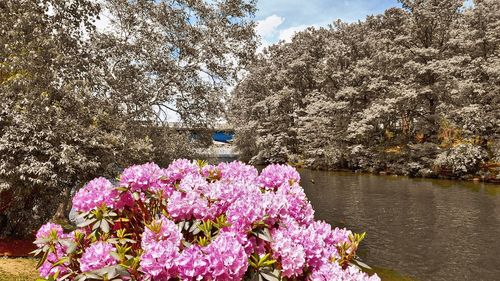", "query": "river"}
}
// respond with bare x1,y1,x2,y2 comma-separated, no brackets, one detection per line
298,170,500,281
